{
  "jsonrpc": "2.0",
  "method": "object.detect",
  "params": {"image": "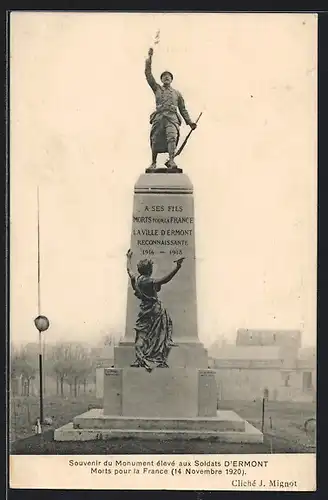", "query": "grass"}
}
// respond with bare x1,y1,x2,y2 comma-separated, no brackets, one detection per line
9,394,316,455
219,399,316,452
10,393,100,442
